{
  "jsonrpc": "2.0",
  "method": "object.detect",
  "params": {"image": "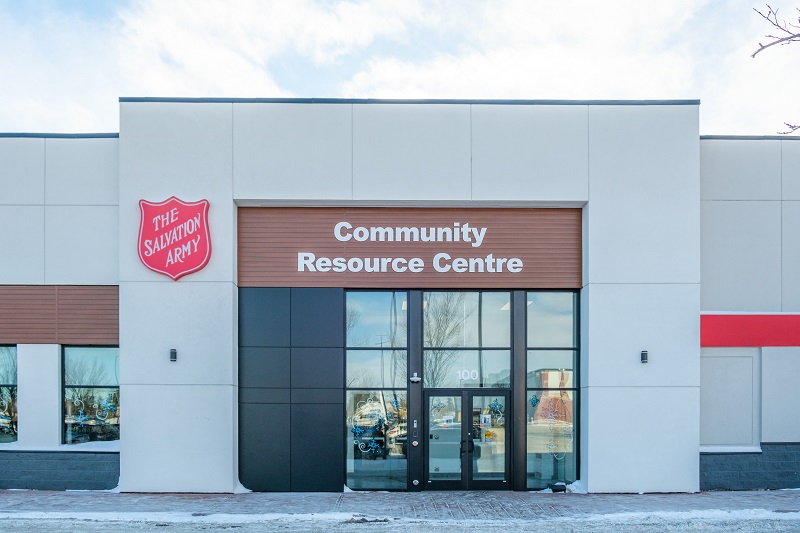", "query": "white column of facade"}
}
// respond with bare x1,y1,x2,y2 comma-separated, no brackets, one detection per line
118,102,238,492
15,344,61,448
581,104,701,492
